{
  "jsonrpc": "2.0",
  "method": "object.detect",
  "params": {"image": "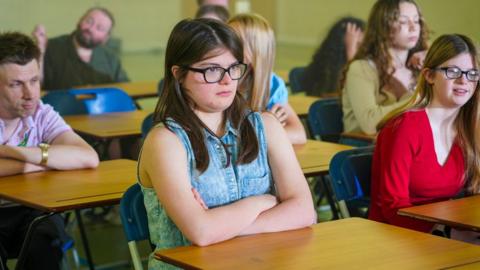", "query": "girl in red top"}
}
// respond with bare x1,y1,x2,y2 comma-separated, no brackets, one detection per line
369,34,480,239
